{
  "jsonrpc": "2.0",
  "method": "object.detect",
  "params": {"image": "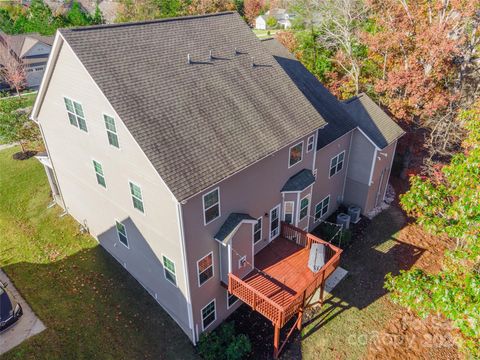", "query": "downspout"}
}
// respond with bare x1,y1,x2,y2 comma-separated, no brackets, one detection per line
342,131,354,202
176,202,196,345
